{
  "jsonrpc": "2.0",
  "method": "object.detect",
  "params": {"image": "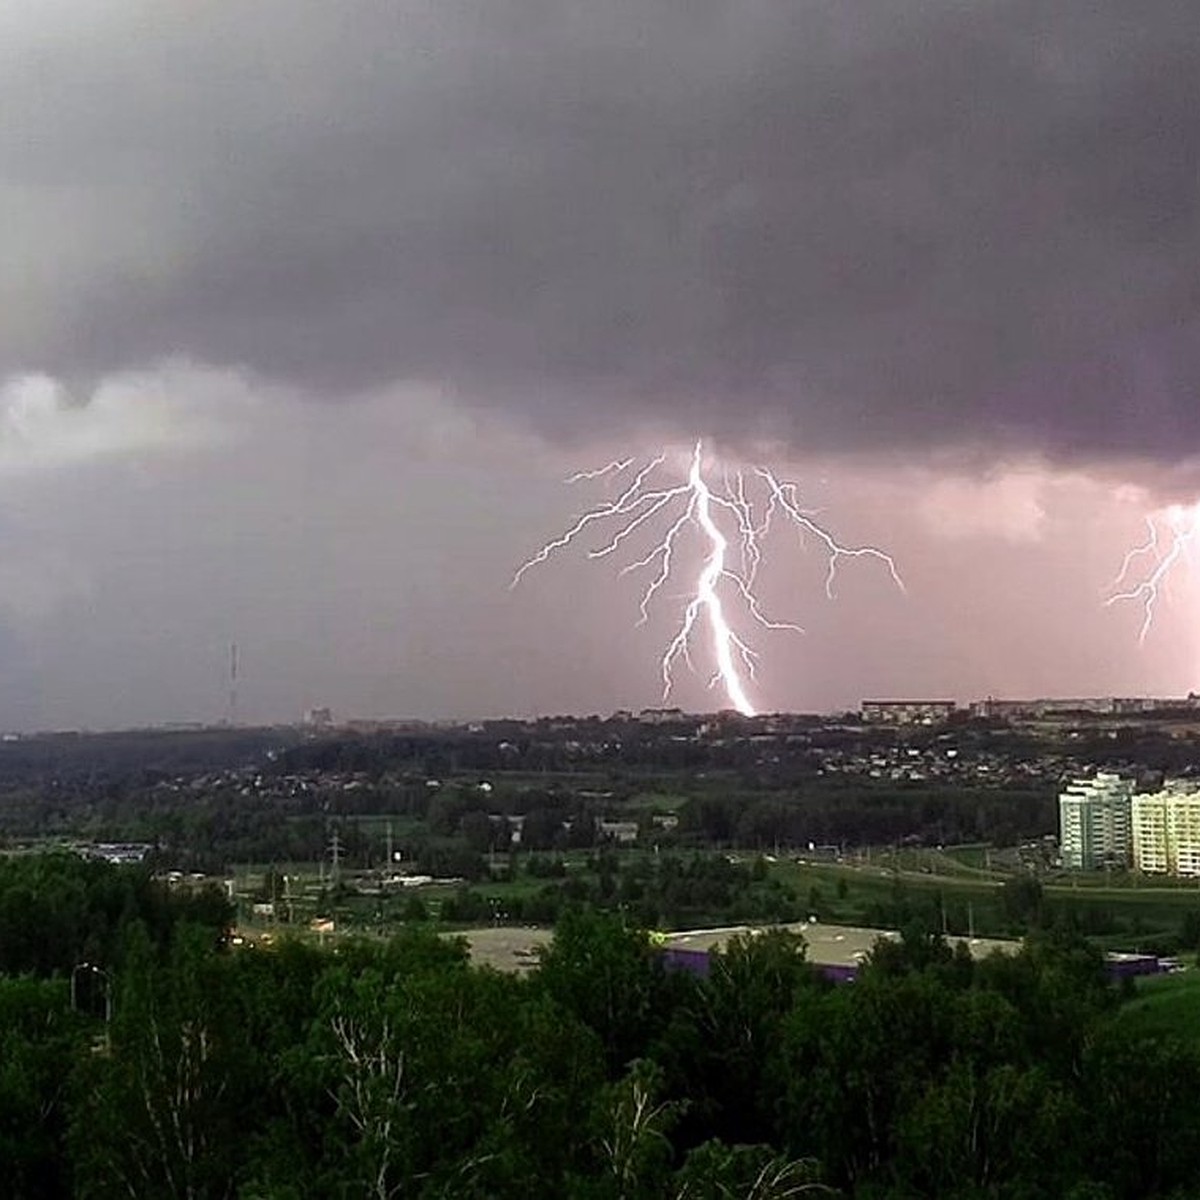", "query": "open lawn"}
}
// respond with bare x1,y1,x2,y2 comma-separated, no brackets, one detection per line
1117,970,1200,1045
940,844,993,870
768,858,1200,947
625,790,690,814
